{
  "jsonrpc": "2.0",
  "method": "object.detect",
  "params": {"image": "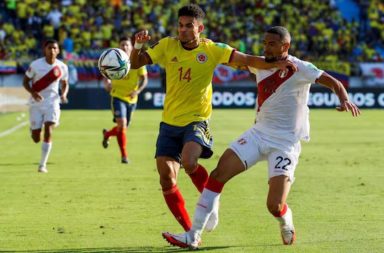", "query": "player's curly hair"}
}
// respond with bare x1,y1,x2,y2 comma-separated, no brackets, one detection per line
178,4,205,20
